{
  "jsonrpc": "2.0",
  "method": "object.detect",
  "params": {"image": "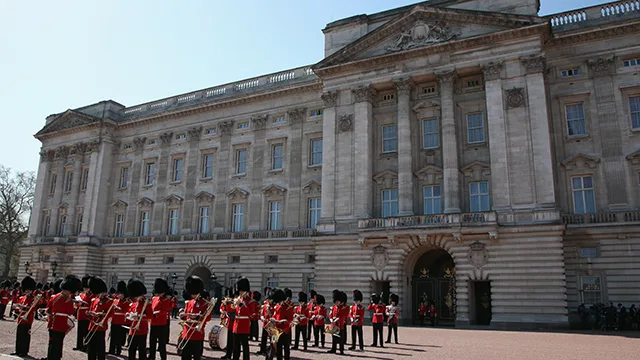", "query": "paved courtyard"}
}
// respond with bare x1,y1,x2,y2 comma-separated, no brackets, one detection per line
0,319,638,360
